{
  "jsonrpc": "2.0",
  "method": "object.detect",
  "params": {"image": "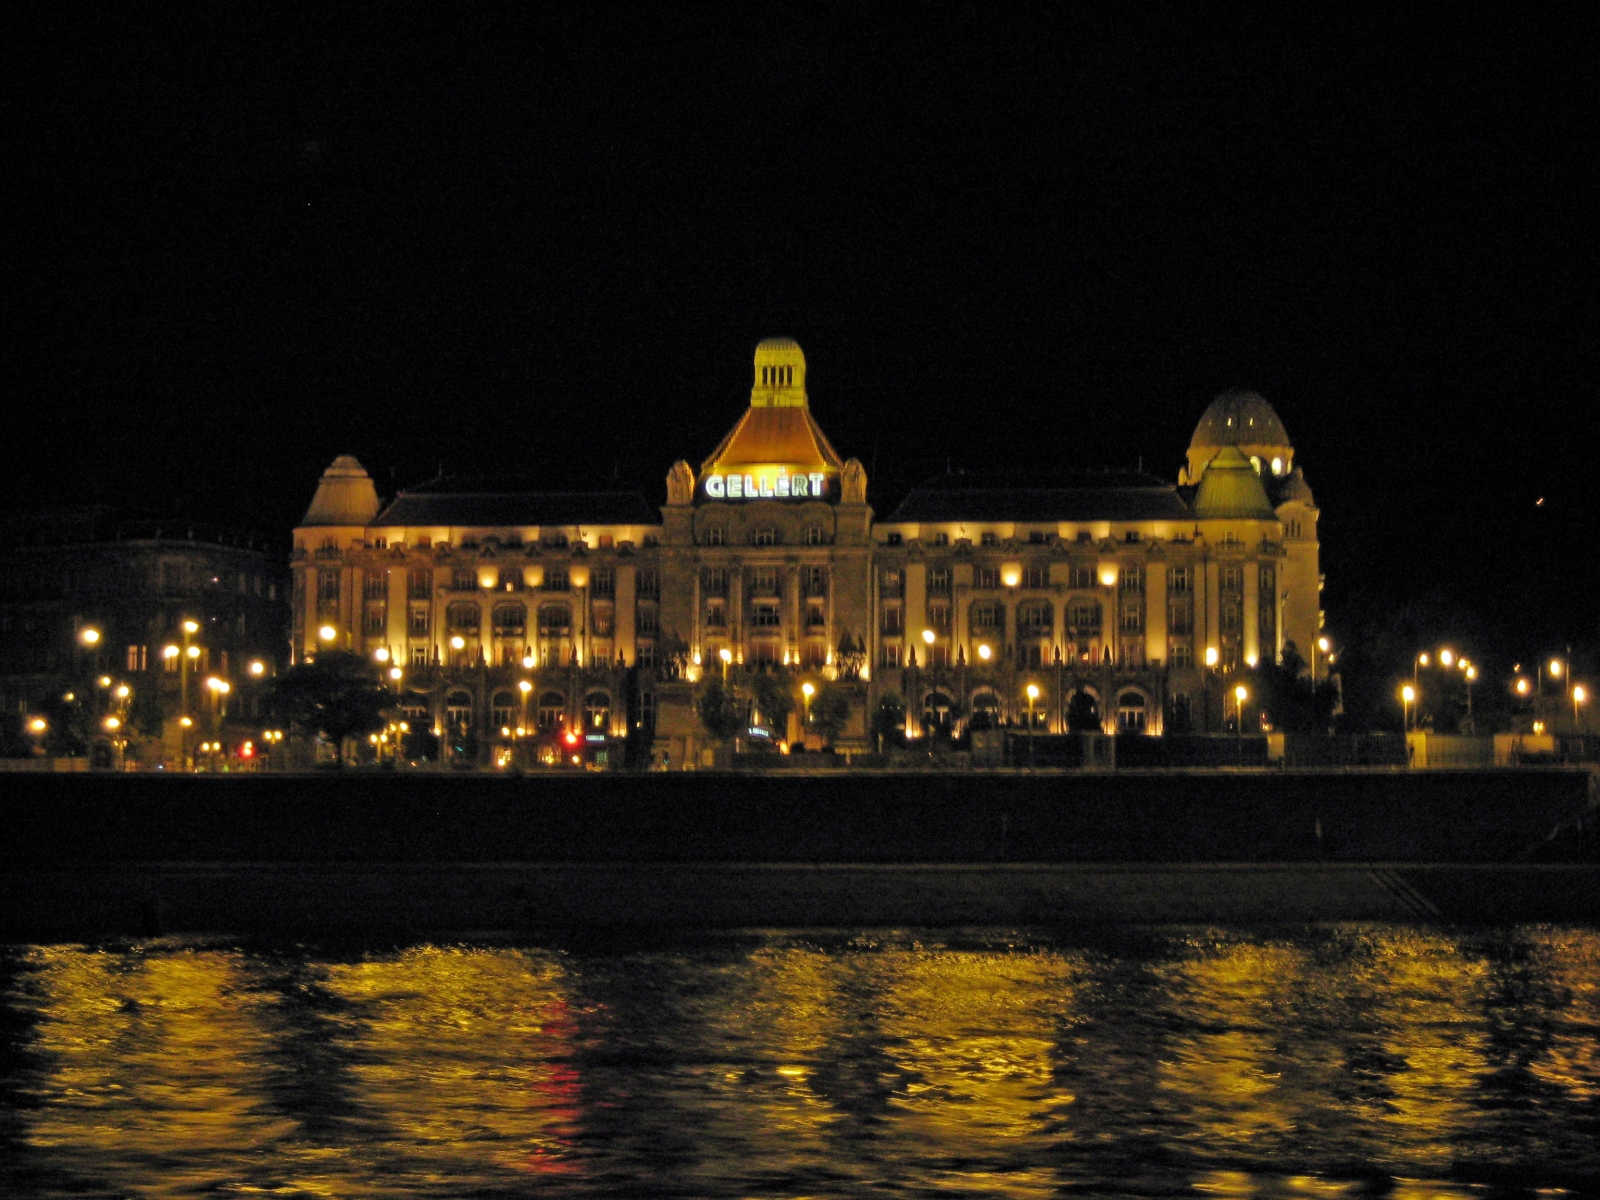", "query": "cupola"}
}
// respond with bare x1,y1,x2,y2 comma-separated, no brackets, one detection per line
301,455,380,527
